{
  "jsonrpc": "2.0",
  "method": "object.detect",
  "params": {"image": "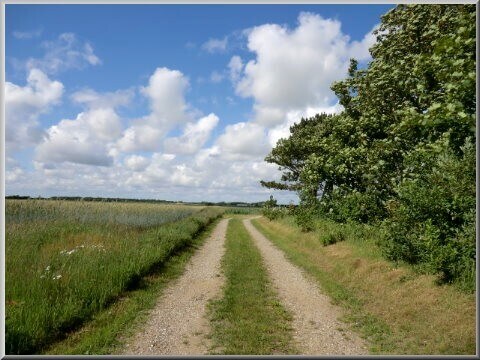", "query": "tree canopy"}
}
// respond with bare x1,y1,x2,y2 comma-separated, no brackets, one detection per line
261,4,476,289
